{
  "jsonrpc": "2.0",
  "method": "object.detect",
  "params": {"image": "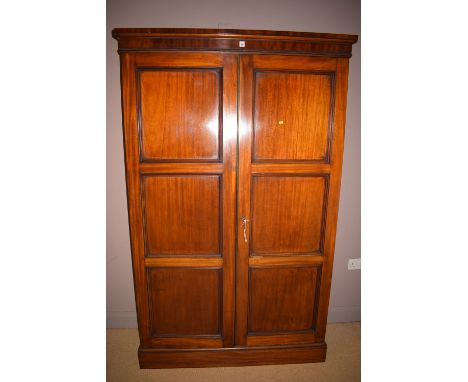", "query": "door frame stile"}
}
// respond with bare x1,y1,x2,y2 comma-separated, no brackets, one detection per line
119,52,152,347
221,53,239,347
235,54,254,346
